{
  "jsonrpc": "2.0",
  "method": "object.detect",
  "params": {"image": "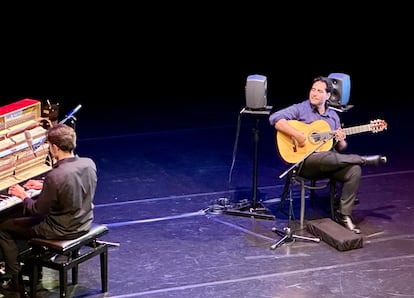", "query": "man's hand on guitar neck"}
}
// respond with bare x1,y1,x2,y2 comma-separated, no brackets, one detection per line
334,128,346,141
333,128,348,152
